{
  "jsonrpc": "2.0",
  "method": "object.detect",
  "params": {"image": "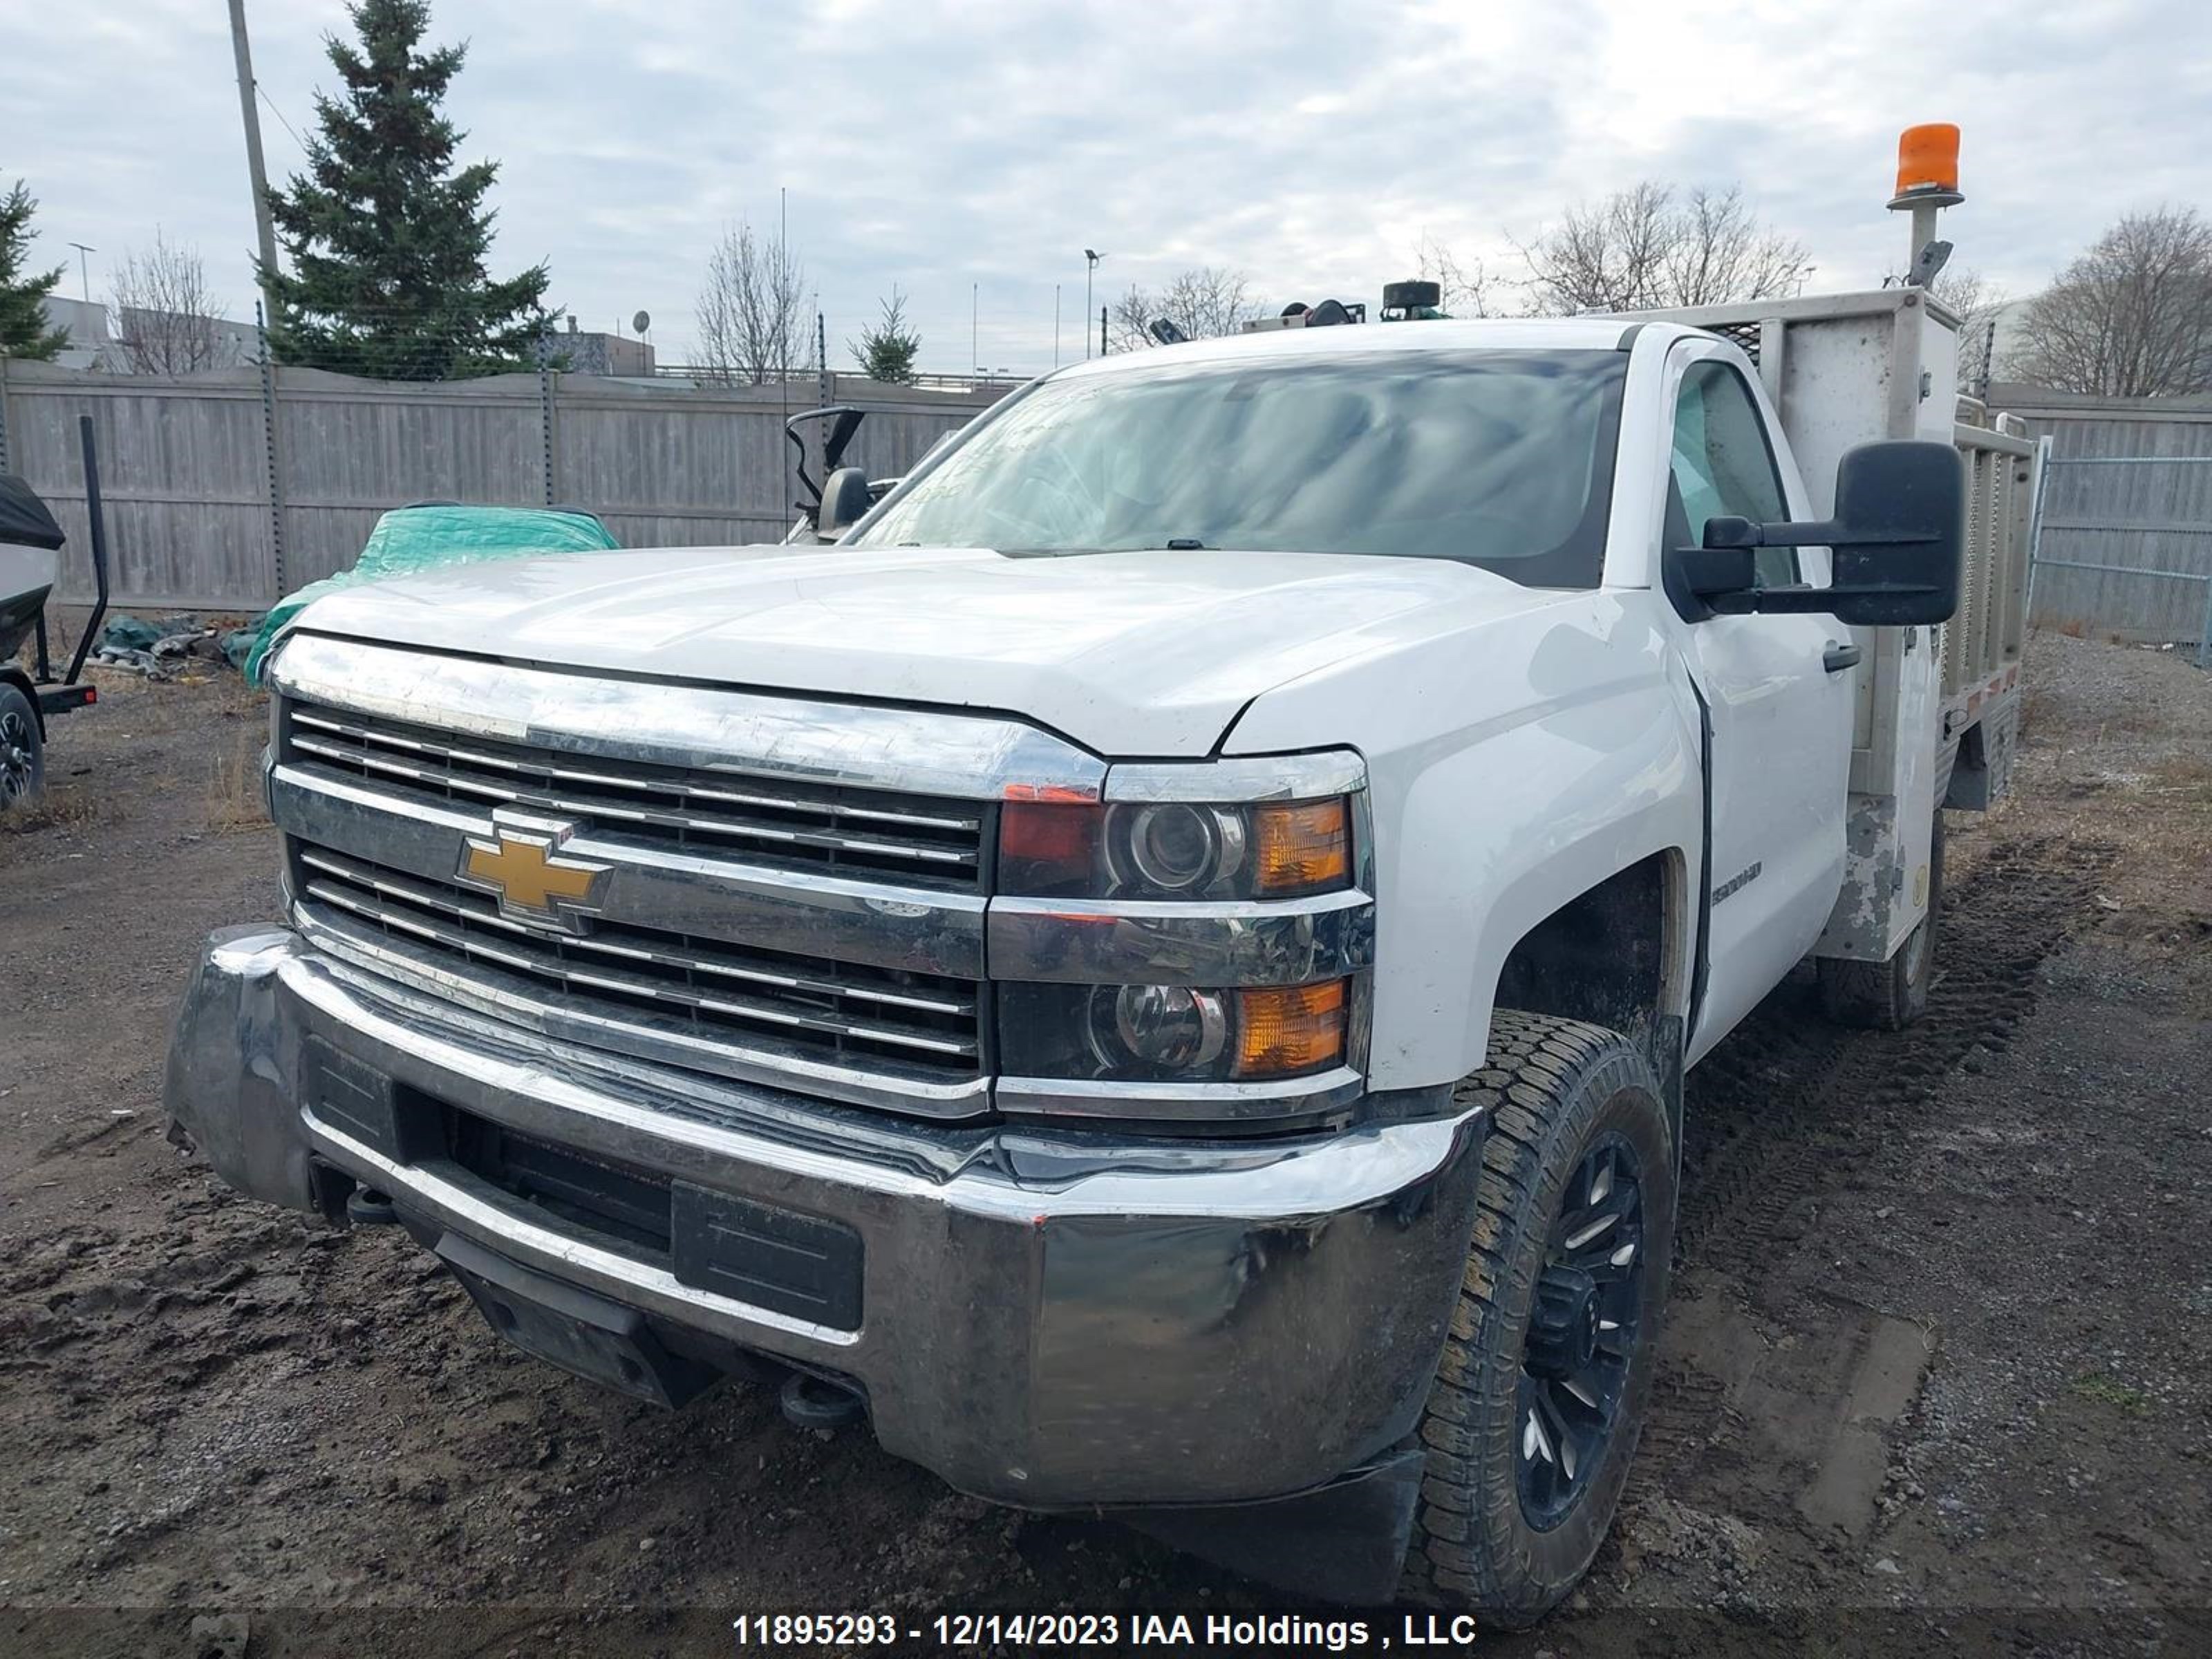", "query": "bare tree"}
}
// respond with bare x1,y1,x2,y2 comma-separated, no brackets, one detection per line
1925,264,1996,319
1665,187,1812,307
1518,181,1674,315
1917,265,2010,397
1519,182,1808,315
1110,266,1262,350
1414,234,1494,317
2006,207,2212,396
694,221,807,384
106,229,238,373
